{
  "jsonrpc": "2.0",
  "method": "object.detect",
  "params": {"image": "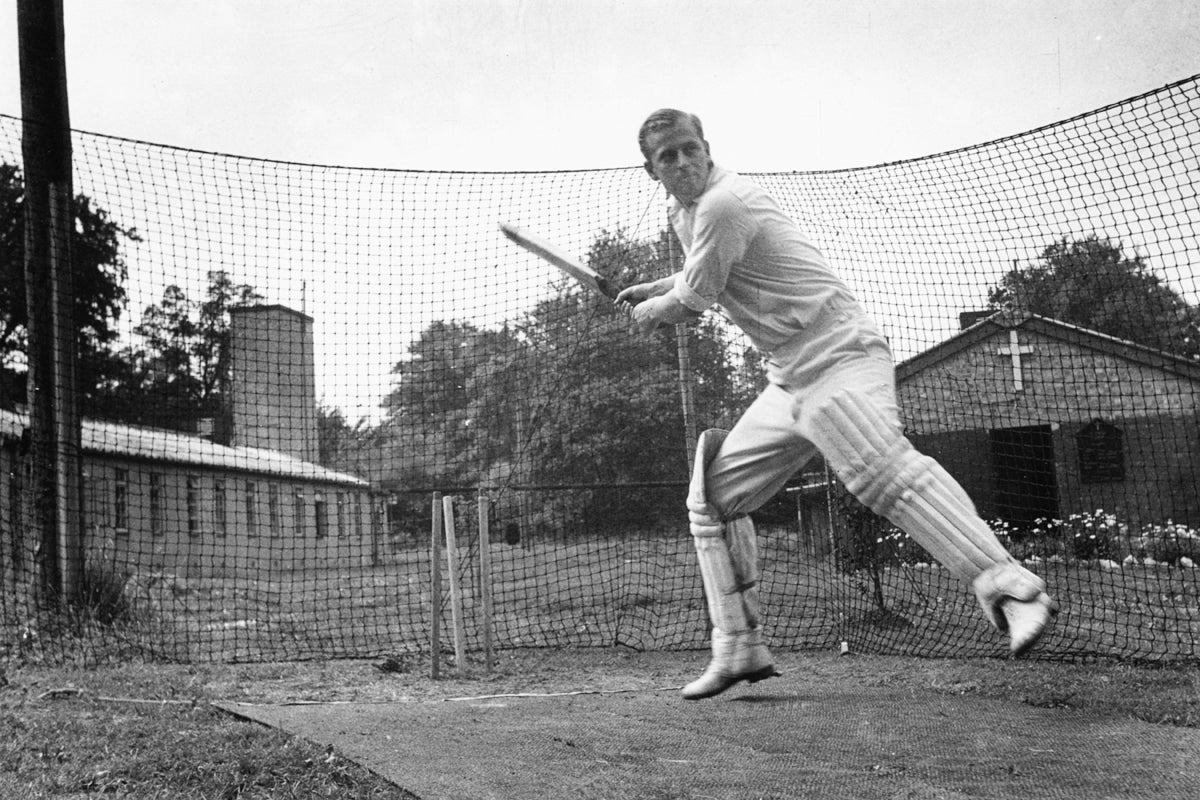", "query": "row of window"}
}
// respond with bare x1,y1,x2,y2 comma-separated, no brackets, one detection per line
102,468,375,540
